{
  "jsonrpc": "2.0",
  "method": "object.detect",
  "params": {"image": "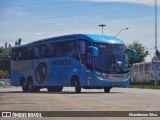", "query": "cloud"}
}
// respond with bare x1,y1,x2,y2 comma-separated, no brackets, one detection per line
77,0,160,6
